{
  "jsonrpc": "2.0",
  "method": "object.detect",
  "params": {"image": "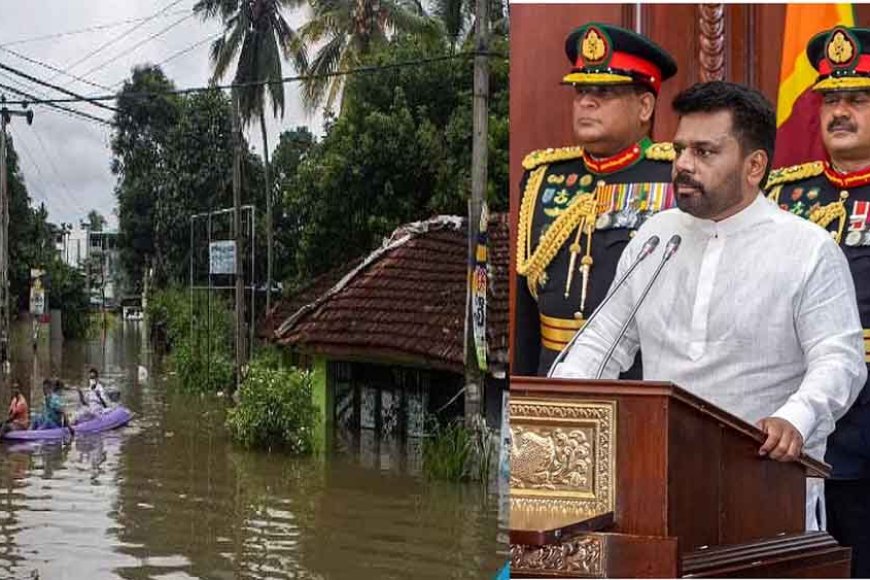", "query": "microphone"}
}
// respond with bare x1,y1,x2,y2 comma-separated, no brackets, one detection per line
546,235,660,378
593,234,682,379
